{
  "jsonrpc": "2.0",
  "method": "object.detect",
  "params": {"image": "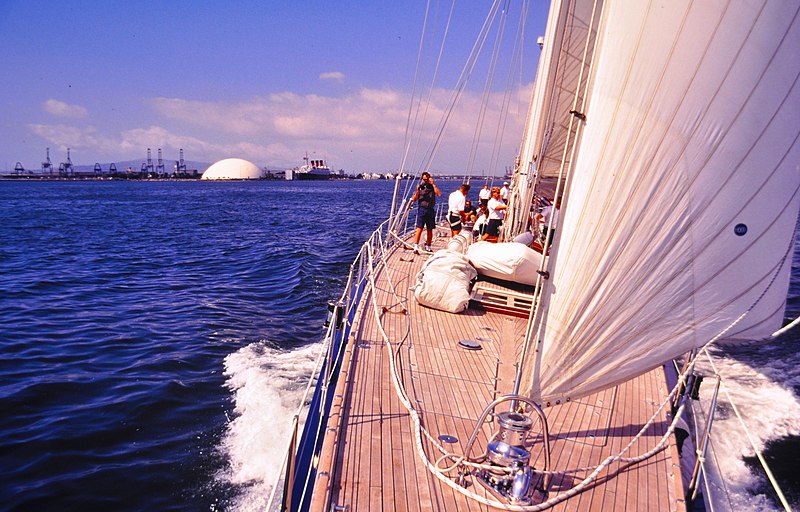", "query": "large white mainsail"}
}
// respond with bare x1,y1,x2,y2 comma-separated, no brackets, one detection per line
524,0,800,403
